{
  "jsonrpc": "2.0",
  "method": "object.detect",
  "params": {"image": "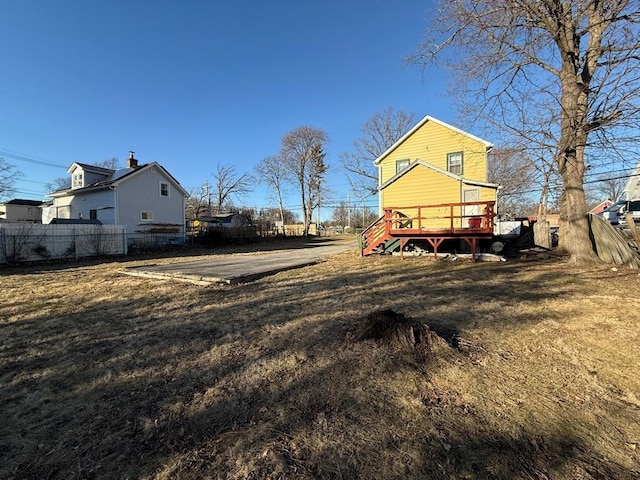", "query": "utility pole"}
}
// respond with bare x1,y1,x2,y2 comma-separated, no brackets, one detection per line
347,194,351,229
203,181,211,216
316,188,321,236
